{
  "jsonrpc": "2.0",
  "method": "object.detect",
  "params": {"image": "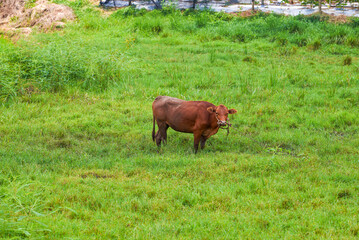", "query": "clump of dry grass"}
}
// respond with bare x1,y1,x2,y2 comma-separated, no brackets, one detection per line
0,0,26,20
0,0,75,35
